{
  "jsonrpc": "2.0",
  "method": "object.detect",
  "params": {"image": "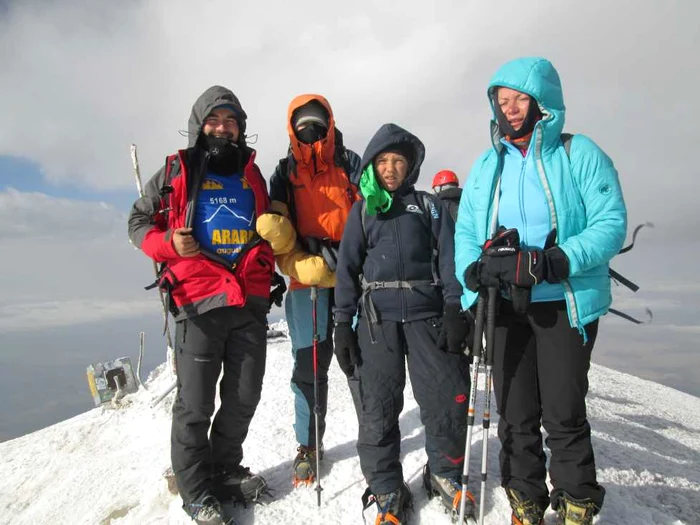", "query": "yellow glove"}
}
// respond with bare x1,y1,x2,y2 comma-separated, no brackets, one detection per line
256,201,296,256
276,246,336,287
